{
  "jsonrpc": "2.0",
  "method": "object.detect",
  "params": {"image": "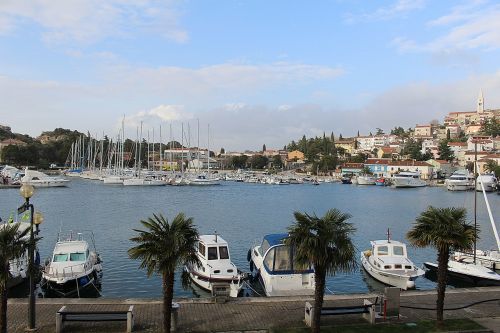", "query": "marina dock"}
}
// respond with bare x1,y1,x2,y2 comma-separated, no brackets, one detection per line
6,286,500,332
